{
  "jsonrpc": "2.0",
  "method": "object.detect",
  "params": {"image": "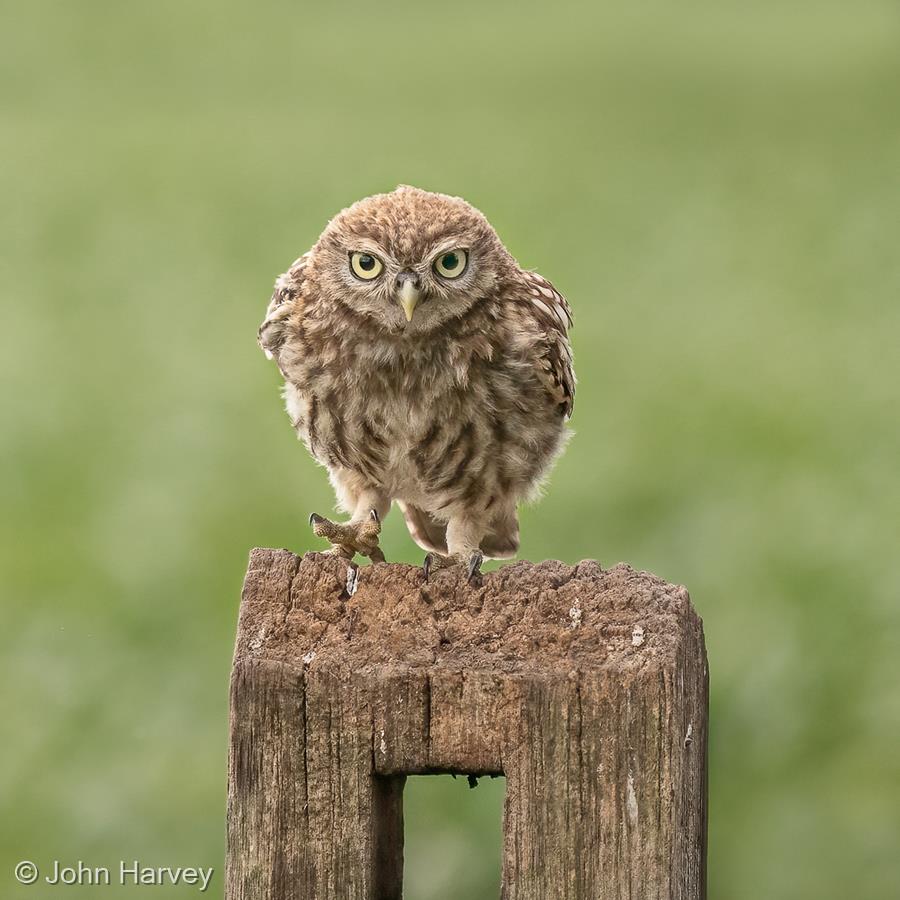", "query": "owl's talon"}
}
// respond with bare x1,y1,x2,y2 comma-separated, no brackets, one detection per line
345,563,360,598
309,512,323,526
422,550,481,583
467,550,484,583
422,552,452,581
